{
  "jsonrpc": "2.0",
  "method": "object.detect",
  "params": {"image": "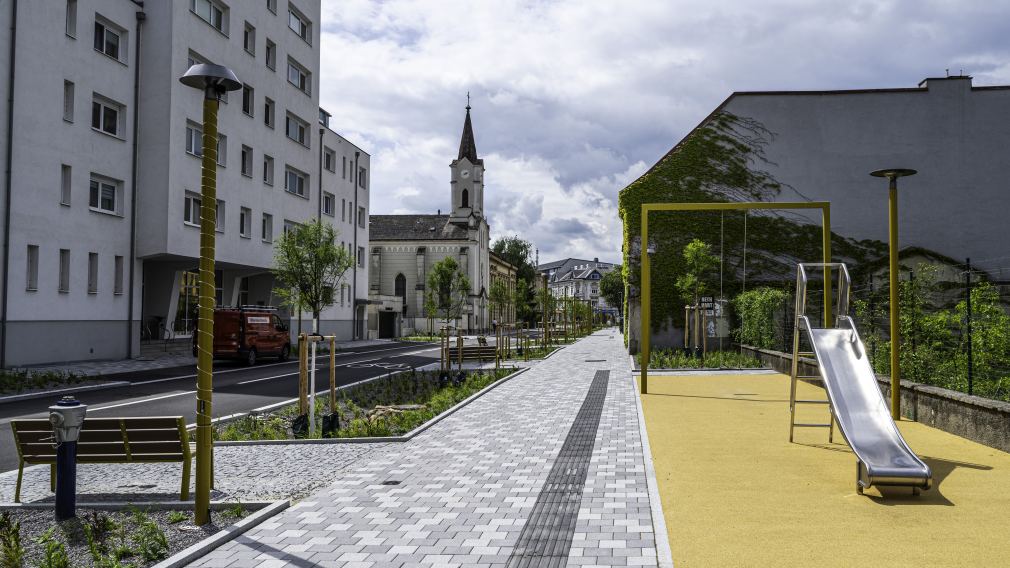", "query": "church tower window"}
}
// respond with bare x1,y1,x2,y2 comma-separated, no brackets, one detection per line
462,189,469,208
